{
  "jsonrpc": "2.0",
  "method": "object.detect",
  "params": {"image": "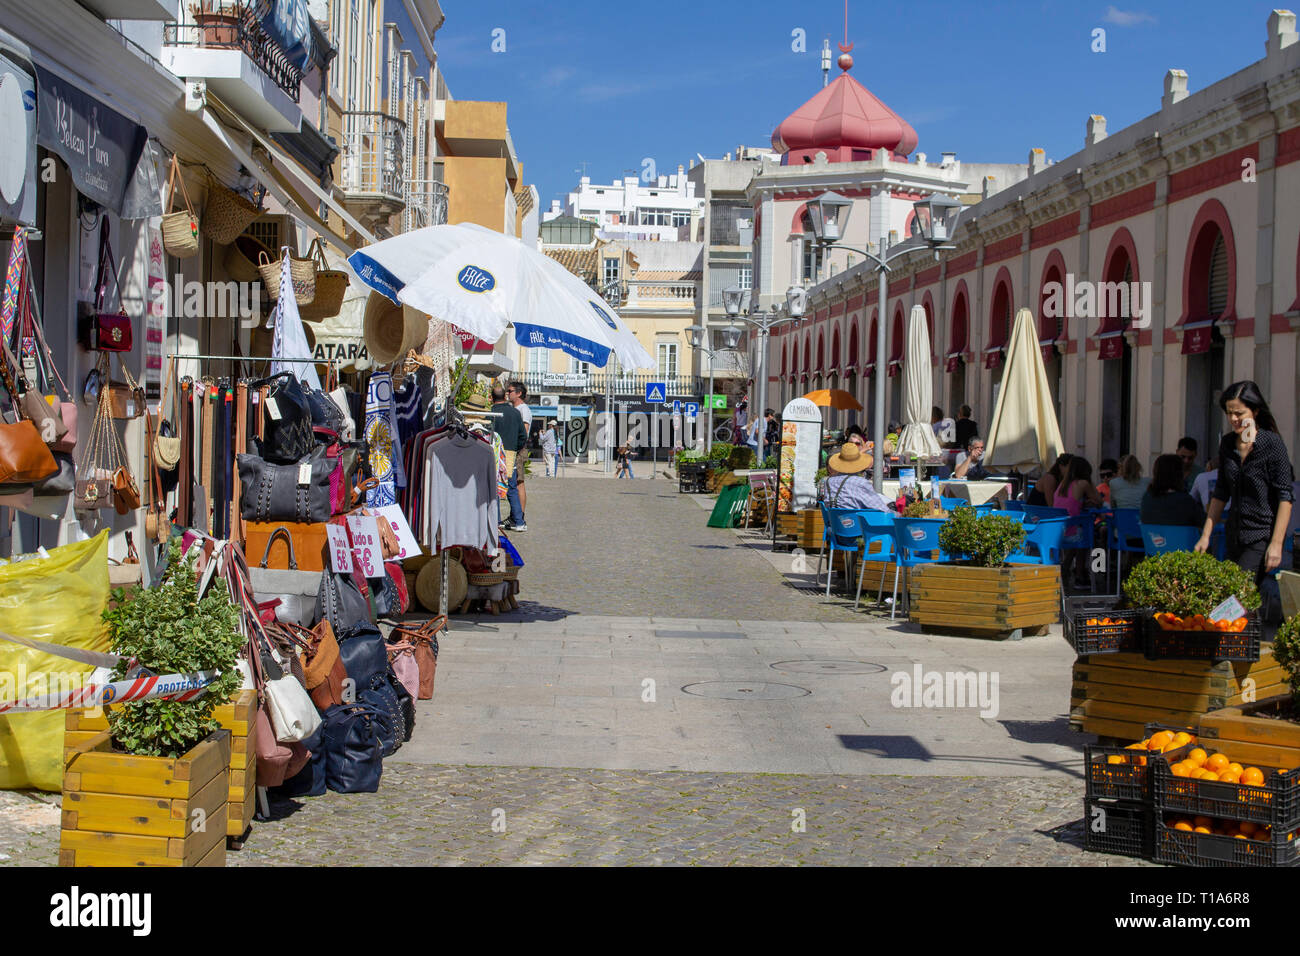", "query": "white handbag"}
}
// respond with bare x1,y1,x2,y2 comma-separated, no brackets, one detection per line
262,644,321,743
